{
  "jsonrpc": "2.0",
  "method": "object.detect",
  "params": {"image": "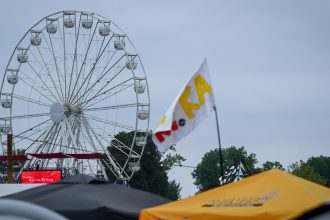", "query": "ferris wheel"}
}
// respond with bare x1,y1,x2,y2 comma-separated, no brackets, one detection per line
0,11,150,181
